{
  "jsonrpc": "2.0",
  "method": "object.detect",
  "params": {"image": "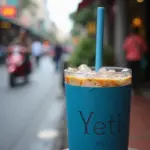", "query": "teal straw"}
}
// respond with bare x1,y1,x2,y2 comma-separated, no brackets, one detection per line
95,7,104,72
